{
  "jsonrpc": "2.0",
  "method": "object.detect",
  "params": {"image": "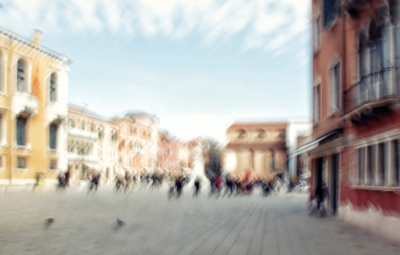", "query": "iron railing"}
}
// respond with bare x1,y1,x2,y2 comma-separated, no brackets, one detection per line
344,67,399,114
